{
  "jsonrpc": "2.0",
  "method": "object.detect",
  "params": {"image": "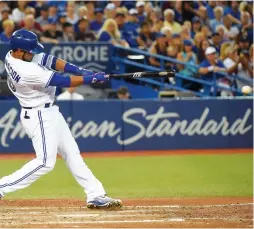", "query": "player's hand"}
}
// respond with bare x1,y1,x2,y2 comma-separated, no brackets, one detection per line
93,72,109,83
